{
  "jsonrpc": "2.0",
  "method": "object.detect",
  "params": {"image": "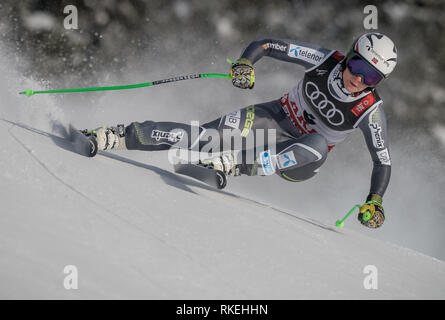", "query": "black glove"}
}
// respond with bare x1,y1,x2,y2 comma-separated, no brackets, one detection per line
358,194,385,229
230,58,255,89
